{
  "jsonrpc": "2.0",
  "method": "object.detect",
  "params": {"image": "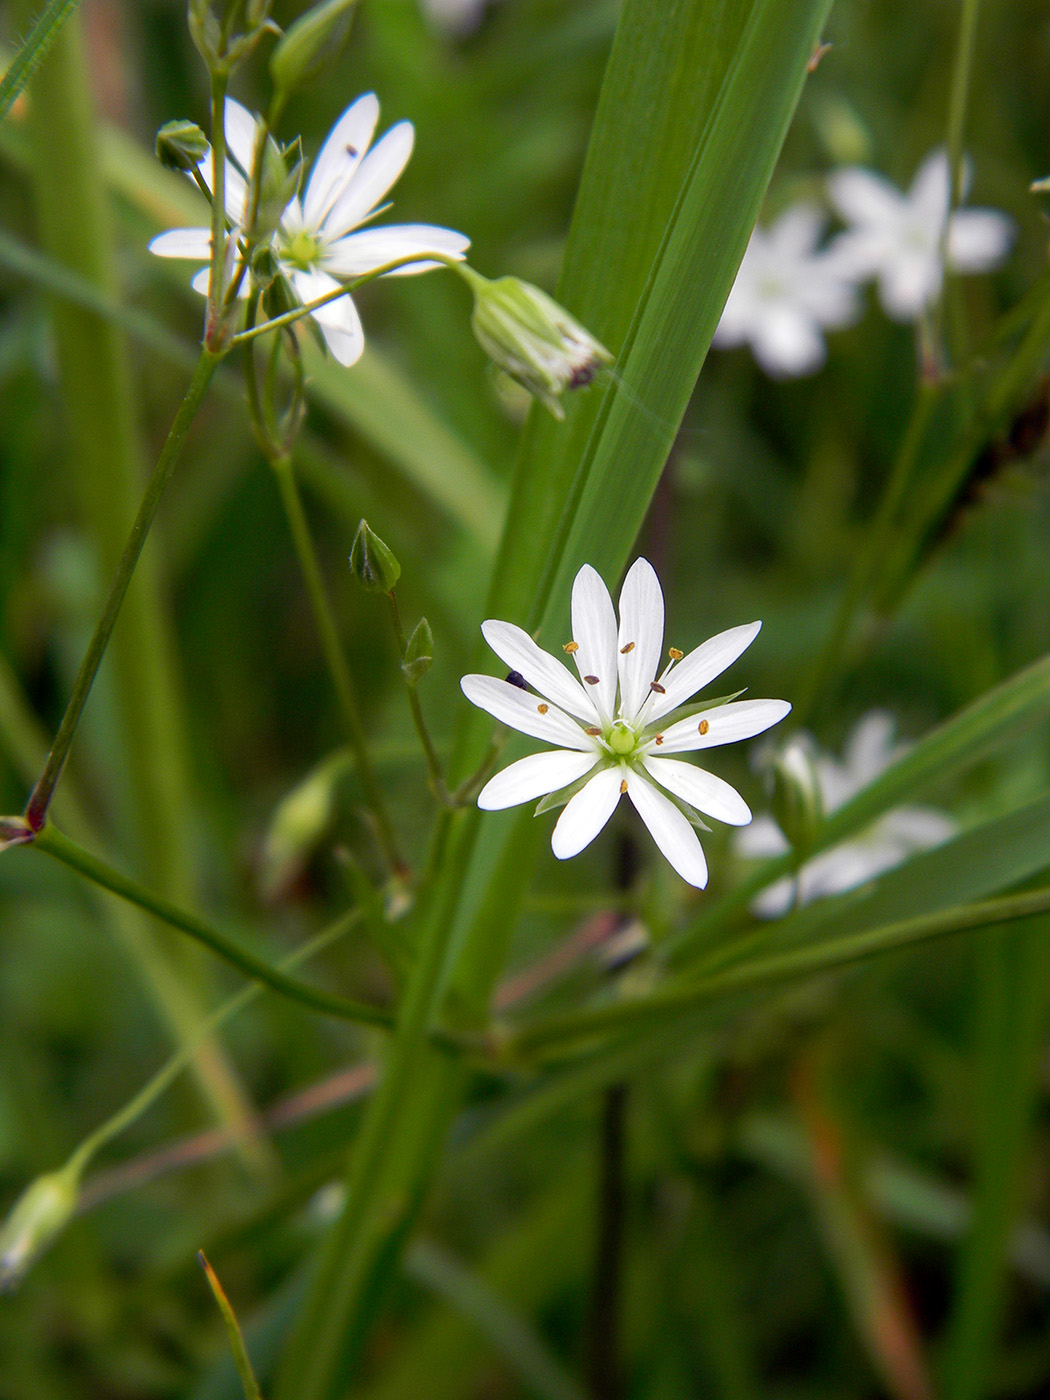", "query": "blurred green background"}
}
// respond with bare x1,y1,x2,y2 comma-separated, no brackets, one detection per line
2,1,1050,1397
